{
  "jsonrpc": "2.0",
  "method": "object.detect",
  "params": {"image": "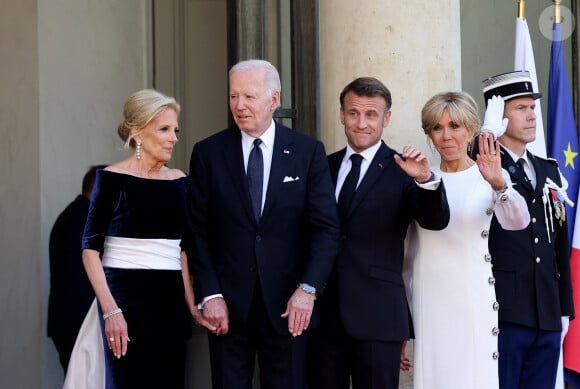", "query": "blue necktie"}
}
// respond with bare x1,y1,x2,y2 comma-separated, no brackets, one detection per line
247,138,263,222
338,154,363,219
